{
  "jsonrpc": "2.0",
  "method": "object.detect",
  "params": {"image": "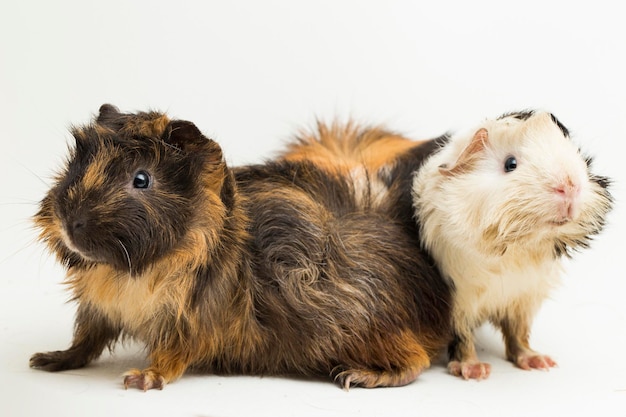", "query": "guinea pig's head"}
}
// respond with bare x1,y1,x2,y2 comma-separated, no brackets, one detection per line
428,110,613,257
36,104,228,275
